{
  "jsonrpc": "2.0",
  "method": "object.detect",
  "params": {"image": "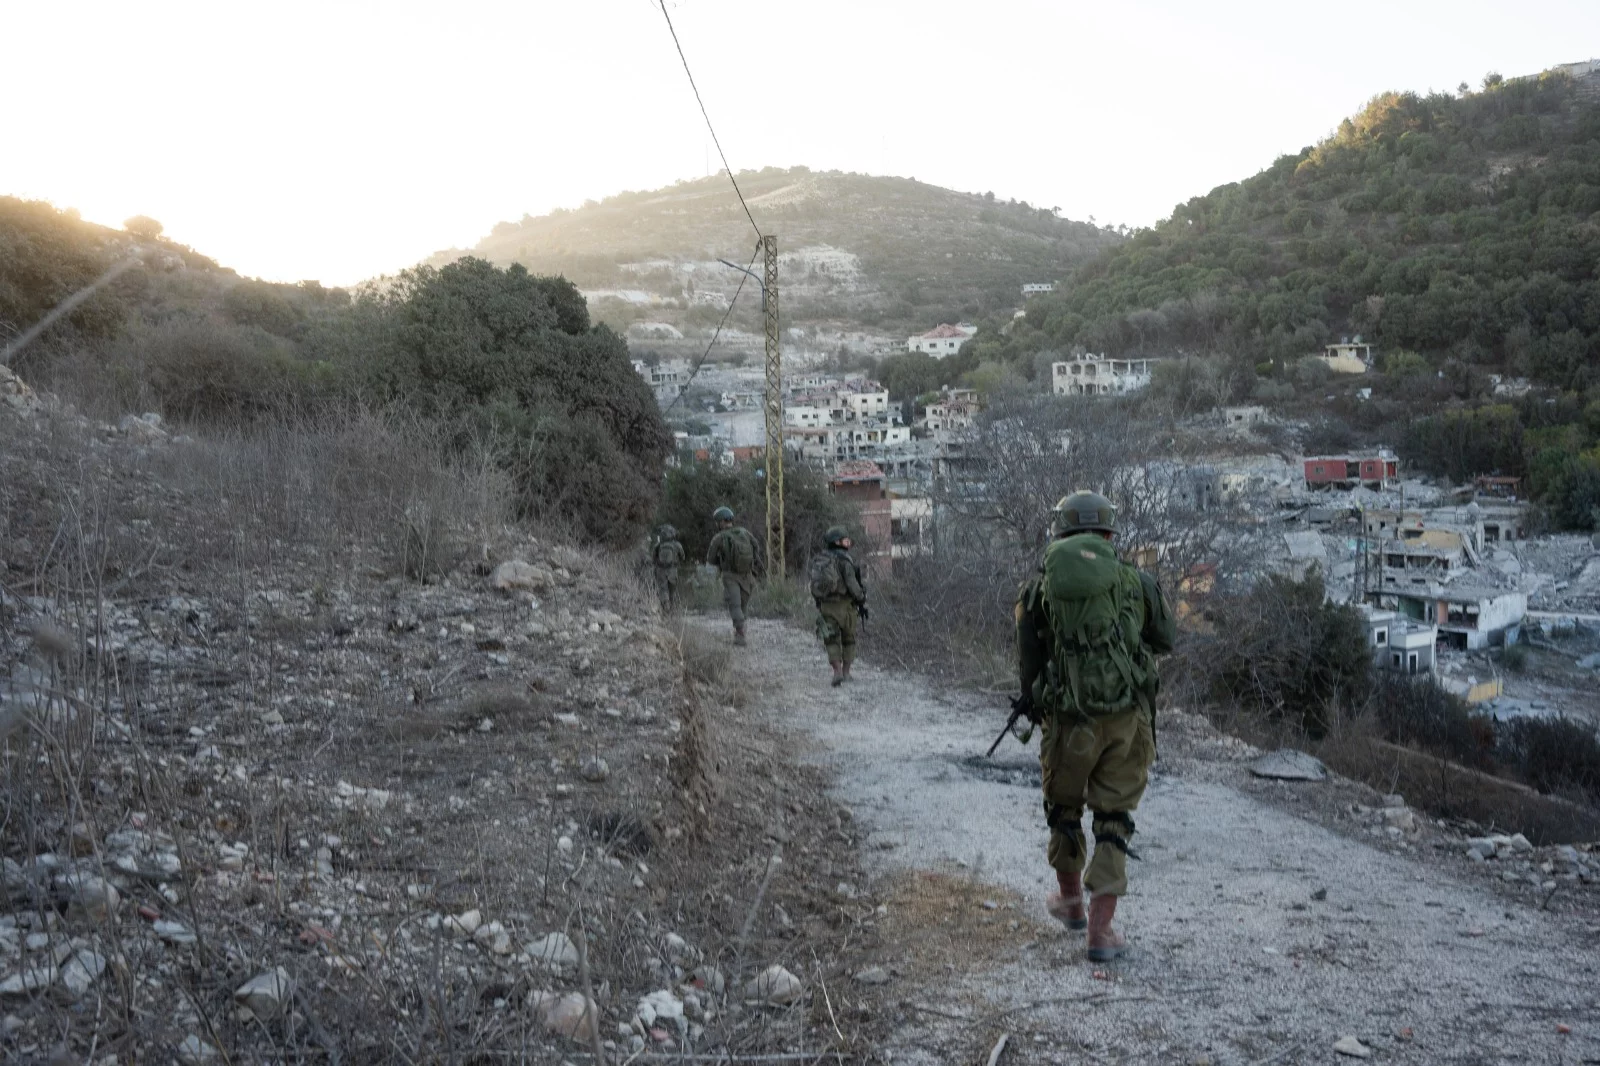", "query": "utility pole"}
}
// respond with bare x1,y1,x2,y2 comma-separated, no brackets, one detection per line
761,235,784,578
